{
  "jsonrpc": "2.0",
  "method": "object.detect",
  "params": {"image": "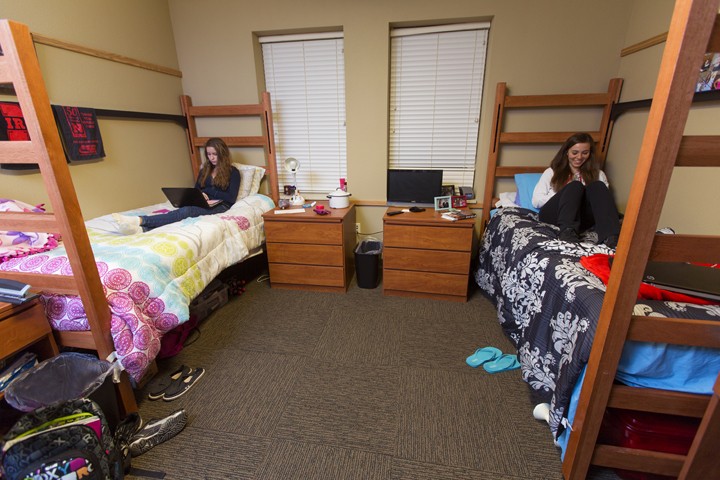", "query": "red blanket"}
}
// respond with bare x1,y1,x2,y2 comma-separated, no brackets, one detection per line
580,254,719,305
